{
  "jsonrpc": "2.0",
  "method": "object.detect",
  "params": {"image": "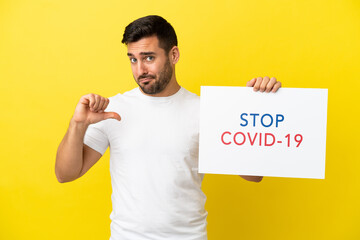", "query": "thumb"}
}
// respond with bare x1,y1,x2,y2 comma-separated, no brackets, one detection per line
102,112,121,121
